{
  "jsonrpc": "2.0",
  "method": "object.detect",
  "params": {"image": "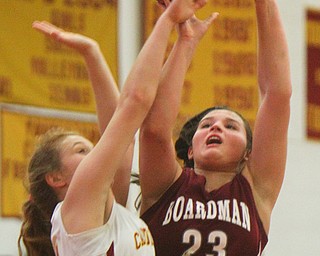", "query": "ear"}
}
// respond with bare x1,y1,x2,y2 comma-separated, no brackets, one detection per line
243,149,251,161
45,171,66,188
187,146,193,160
